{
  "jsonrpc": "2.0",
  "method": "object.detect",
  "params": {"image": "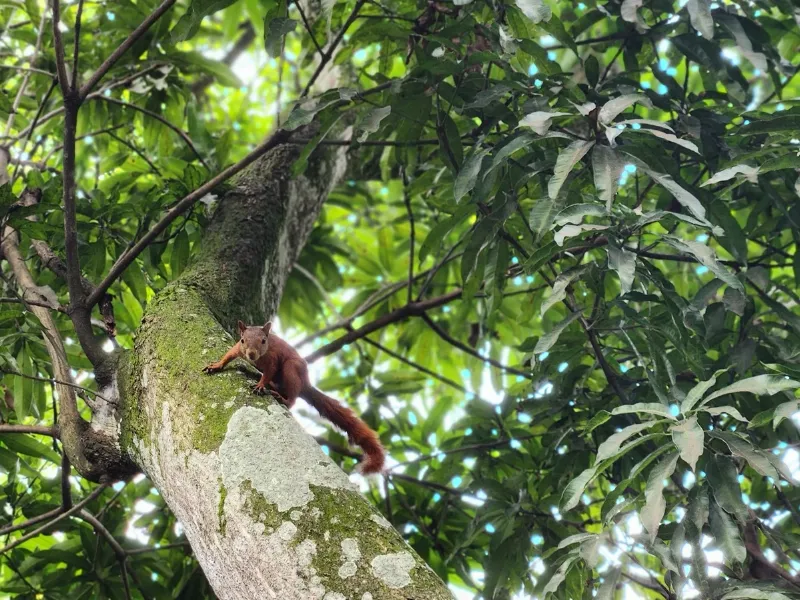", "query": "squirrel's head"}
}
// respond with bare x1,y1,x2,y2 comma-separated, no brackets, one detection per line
238,320,272,362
